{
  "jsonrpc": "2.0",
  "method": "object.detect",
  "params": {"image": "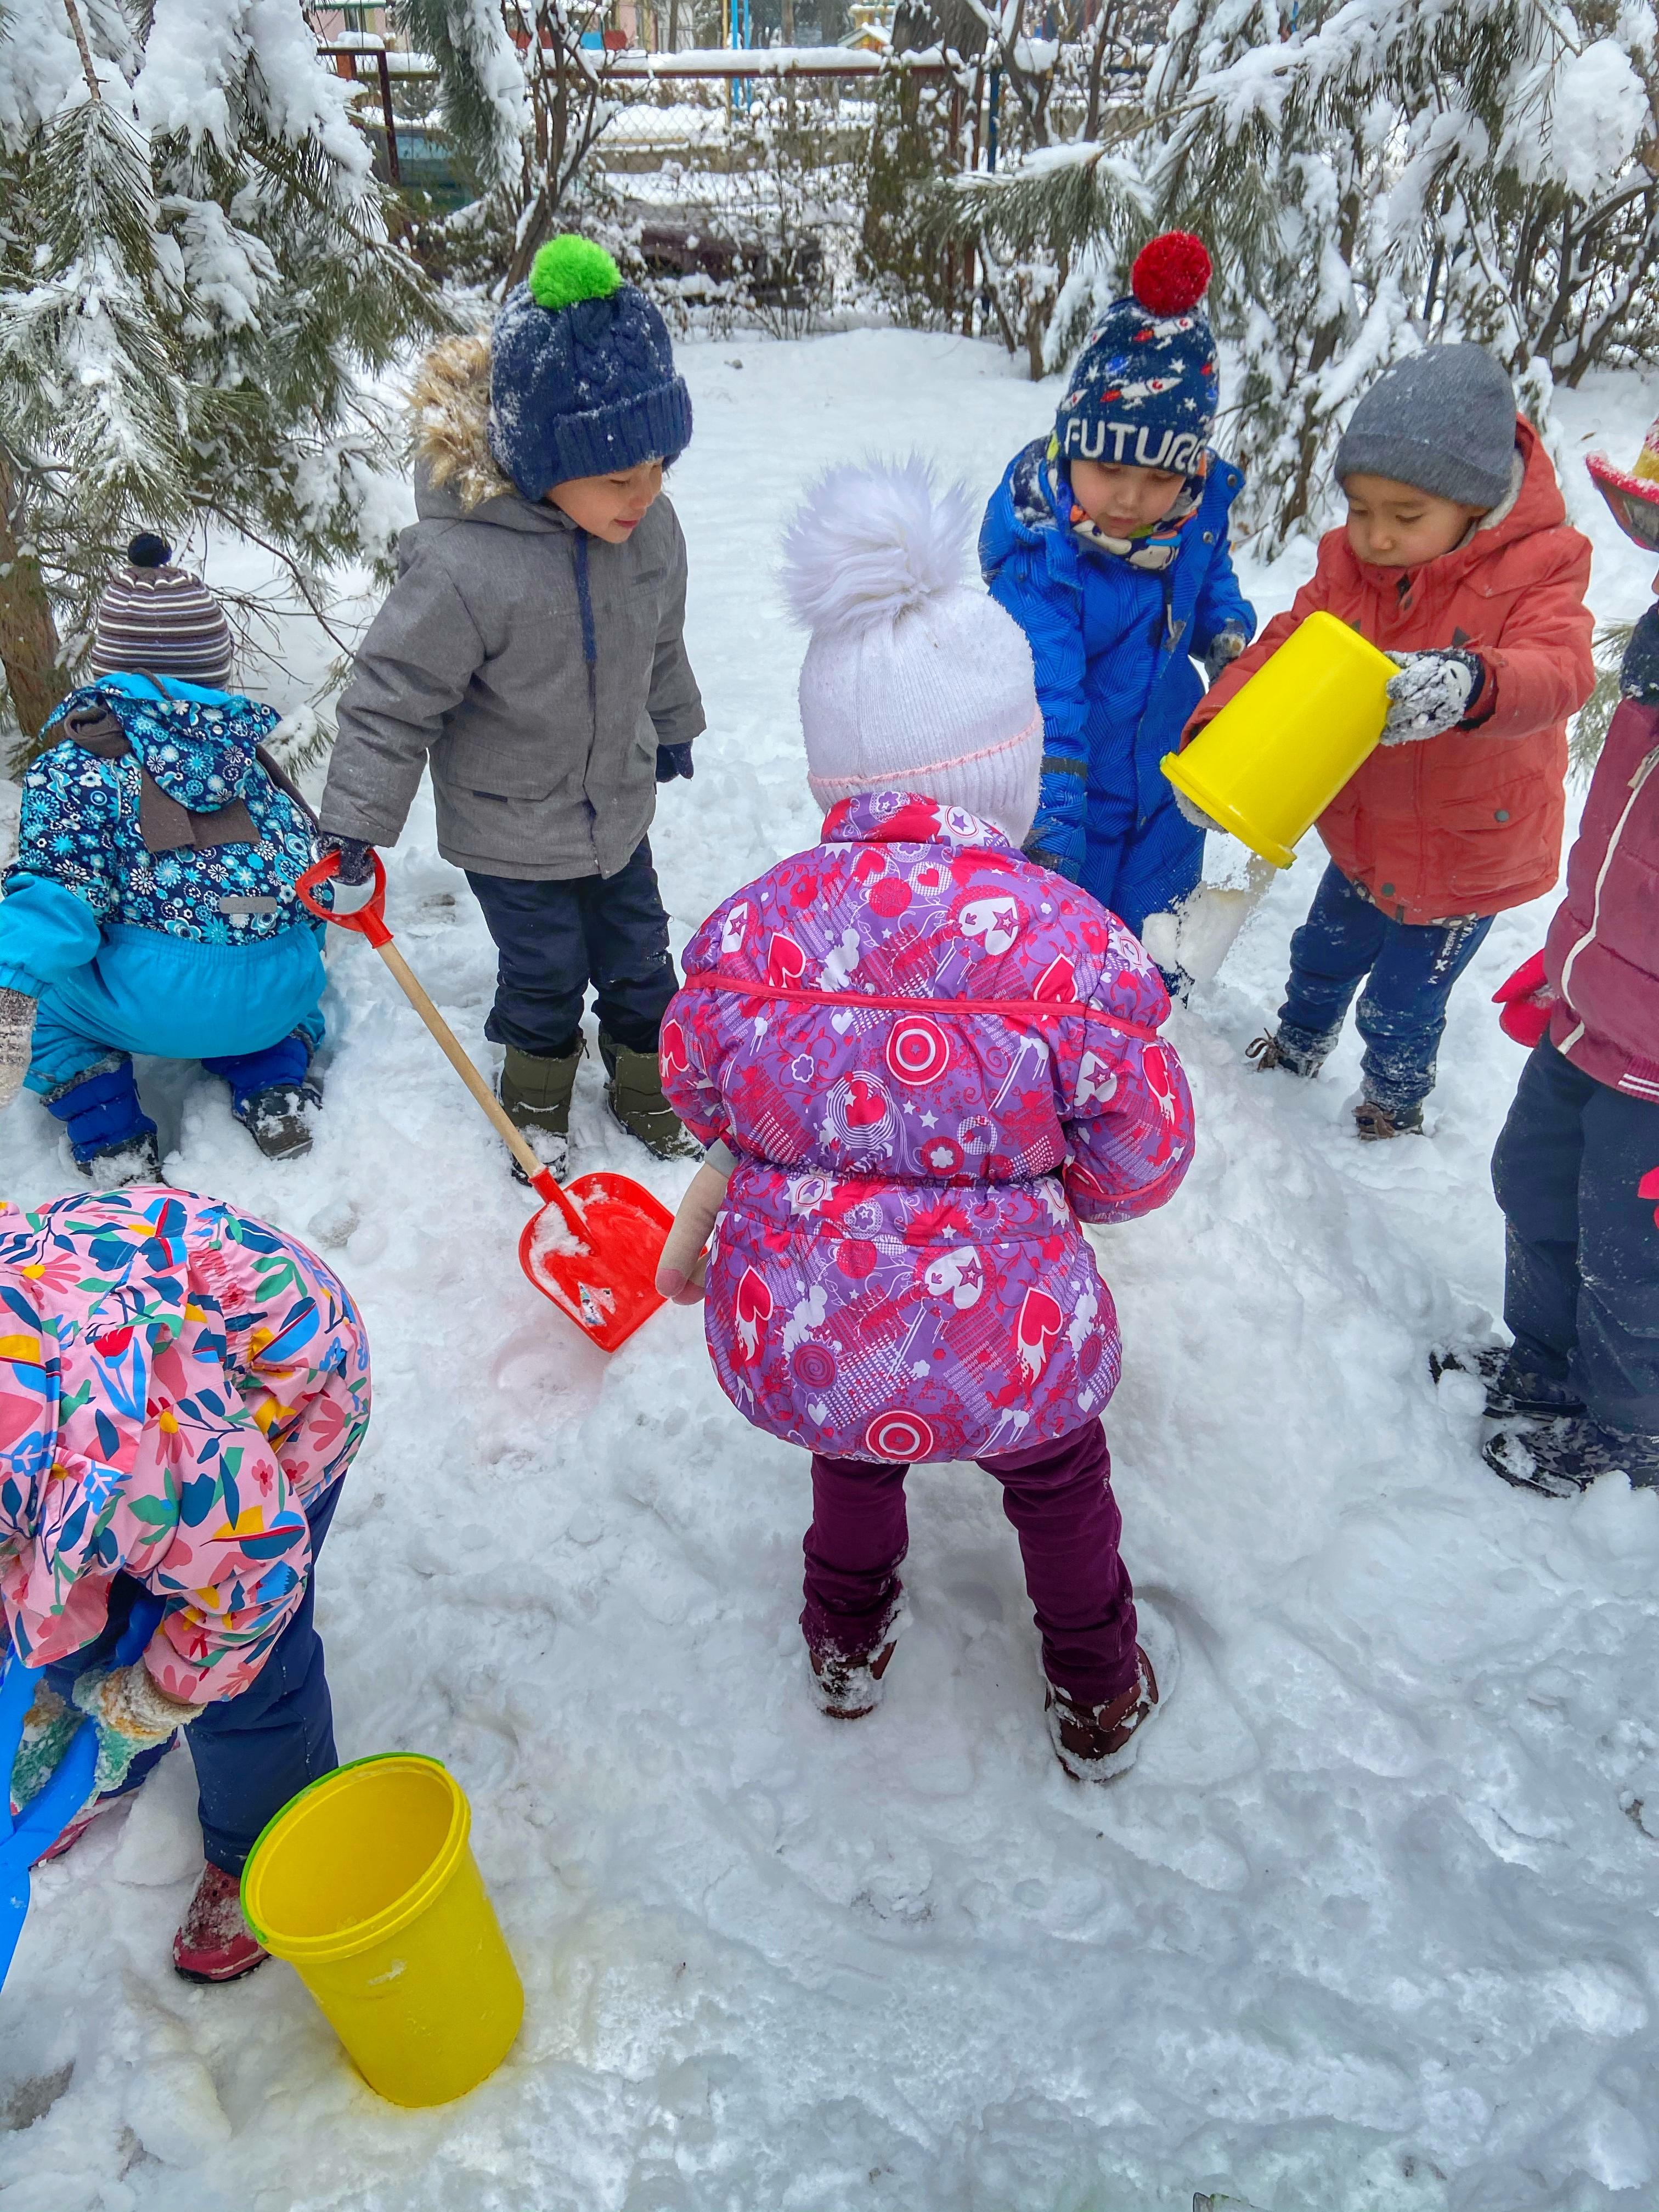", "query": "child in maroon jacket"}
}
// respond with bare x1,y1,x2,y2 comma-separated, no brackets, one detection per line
1437,414,1659,1494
